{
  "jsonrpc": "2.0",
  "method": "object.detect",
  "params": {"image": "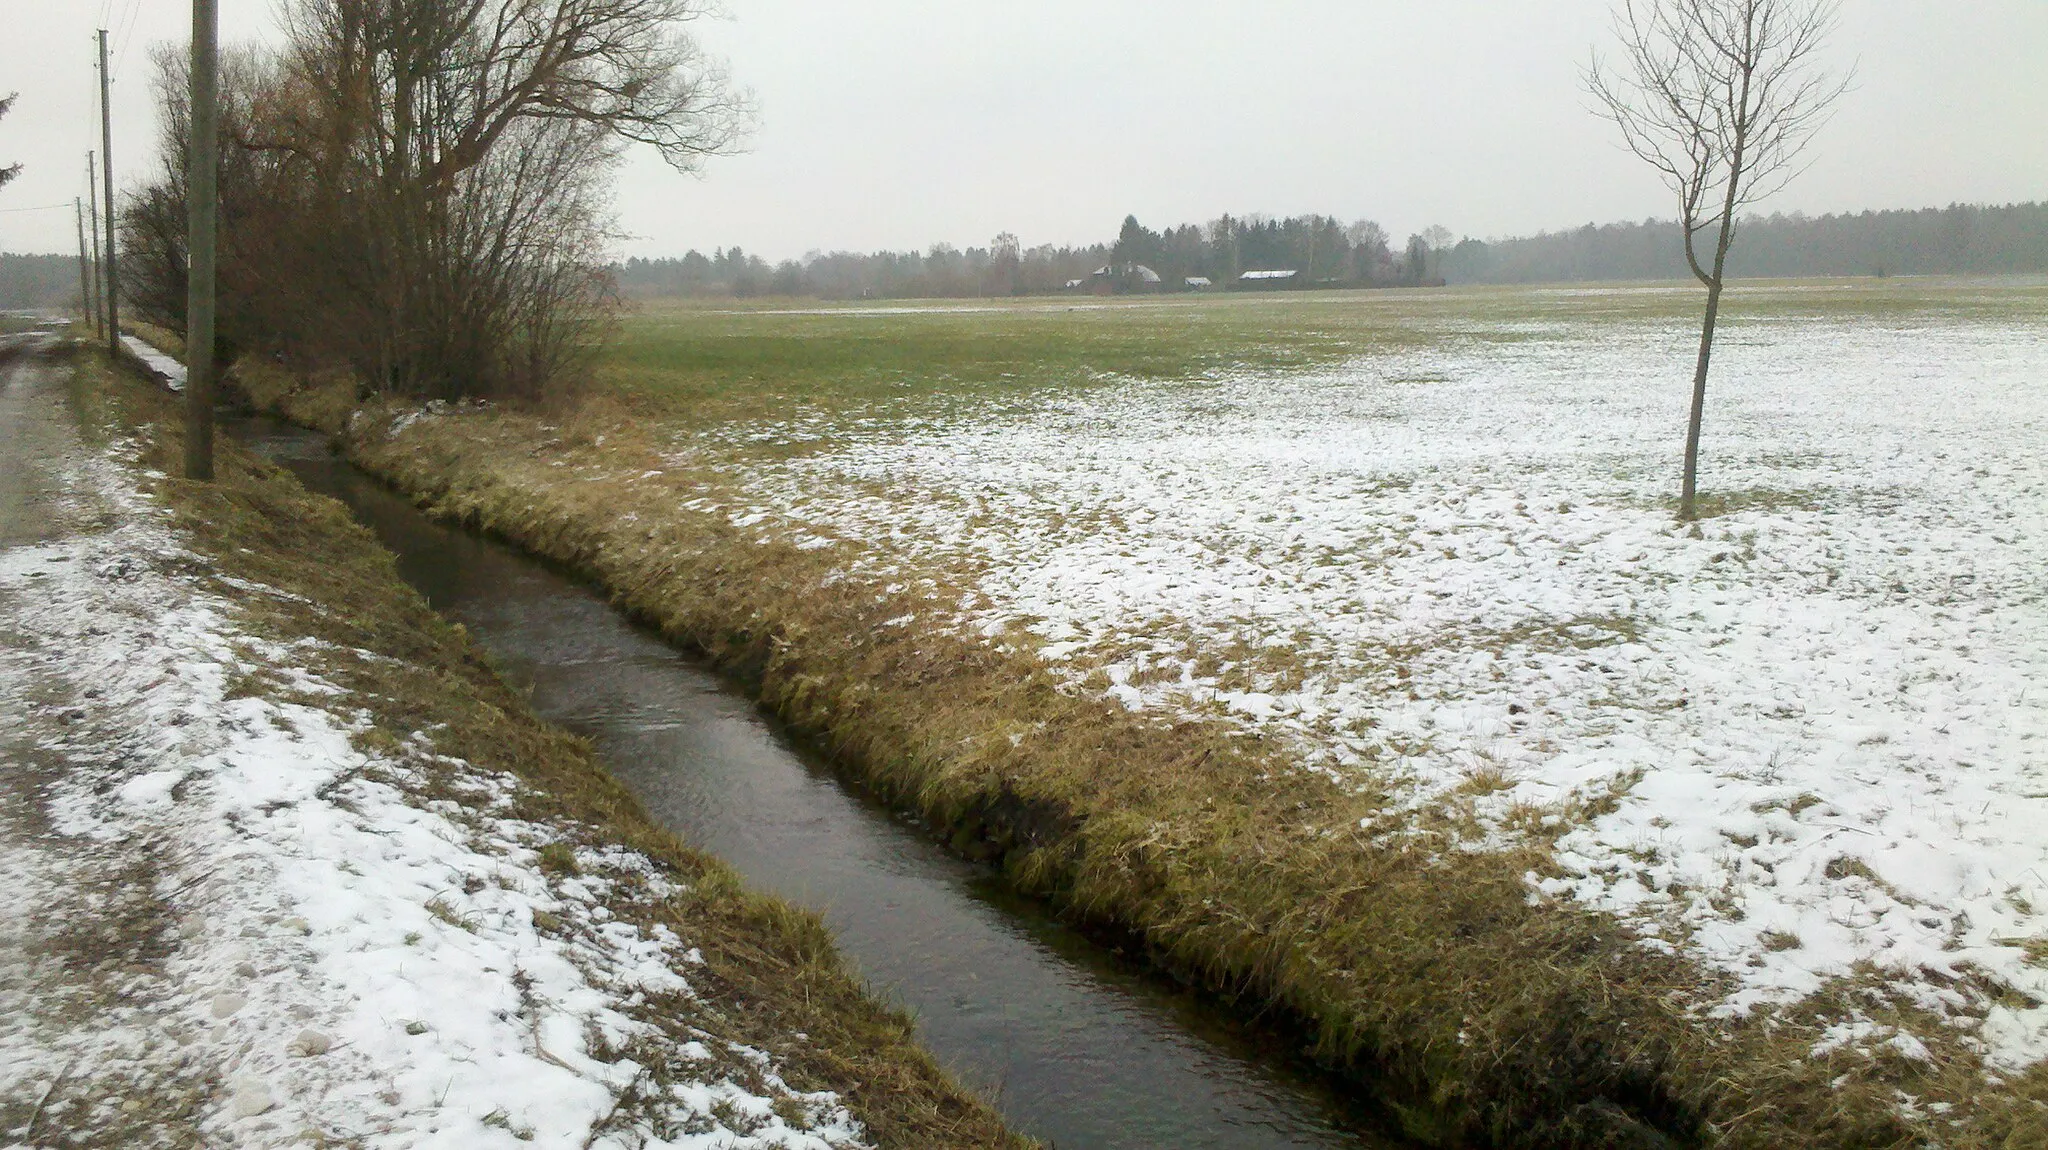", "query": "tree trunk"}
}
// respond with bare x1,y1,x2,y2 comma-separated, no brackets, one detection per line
1679,279,1723,521
1682,104,1748,522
